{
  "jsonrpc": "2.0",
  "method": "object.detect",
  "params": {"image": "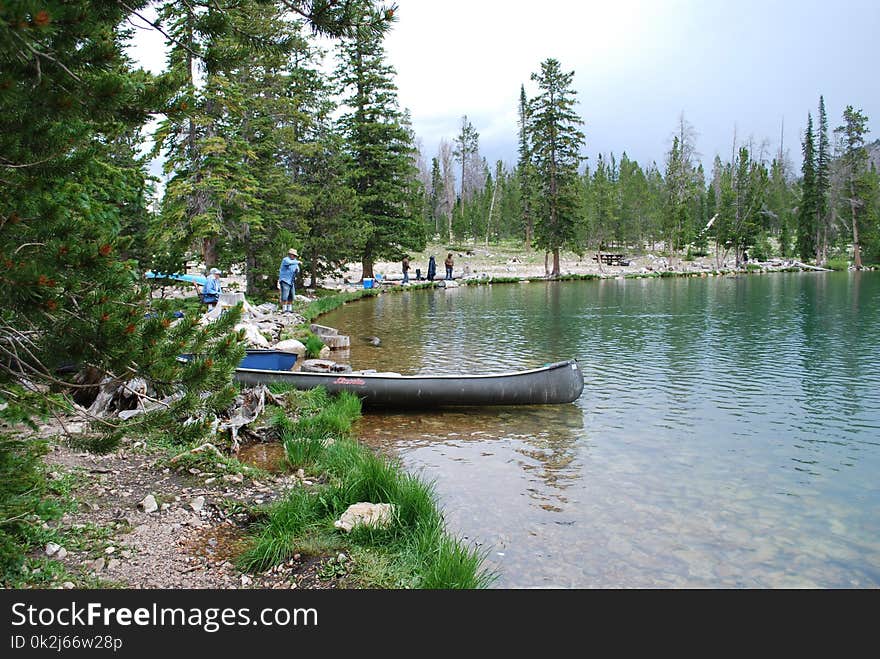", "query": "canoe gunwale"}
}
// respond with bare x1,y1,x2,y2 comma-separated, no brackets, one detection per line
233,356,584,407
